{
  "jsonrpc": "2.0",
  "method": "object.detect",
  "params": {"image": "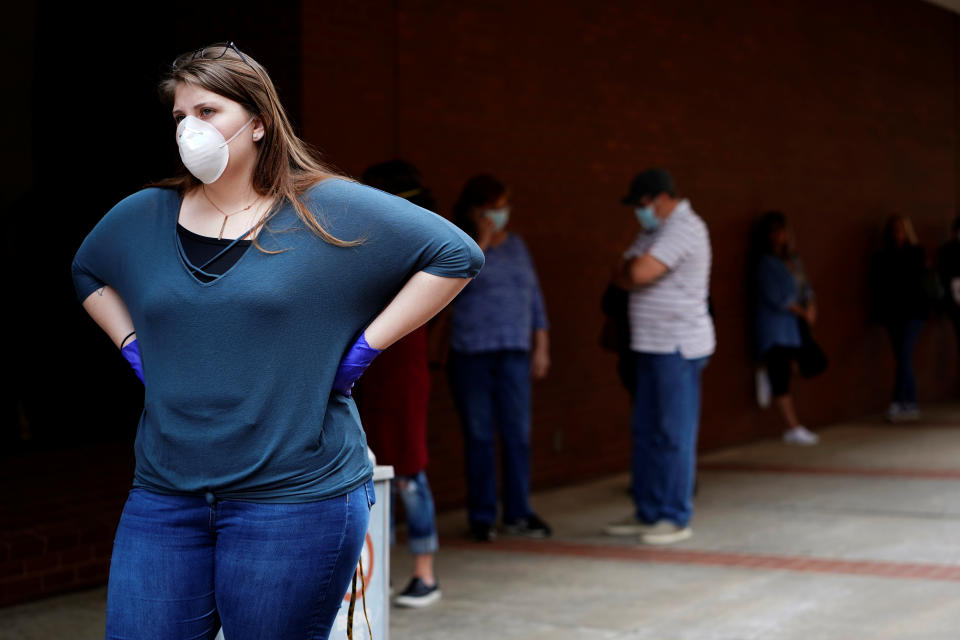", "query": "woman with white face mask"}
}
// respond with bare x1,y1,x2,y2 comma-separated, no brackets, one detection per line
71,42,483,640
447,174,552,542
